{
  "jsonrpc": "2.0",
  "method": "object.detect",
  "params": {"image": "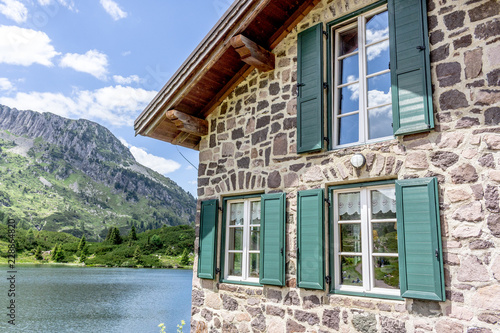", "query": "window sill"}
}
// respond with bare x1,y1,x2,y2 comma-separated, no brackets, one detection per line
220,279,262,287
331,289,403,301
330,137,397,151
